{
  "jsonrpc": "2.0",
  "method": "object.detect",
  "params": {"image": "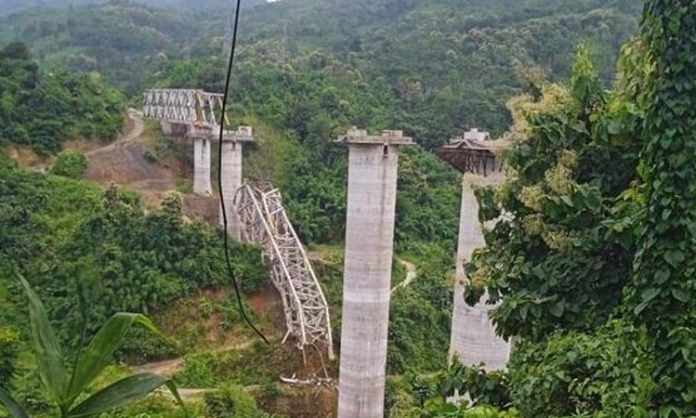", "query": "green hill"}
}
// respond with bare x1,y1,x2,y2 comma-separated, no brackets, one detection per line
0,0,641,137
0,0,265,16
